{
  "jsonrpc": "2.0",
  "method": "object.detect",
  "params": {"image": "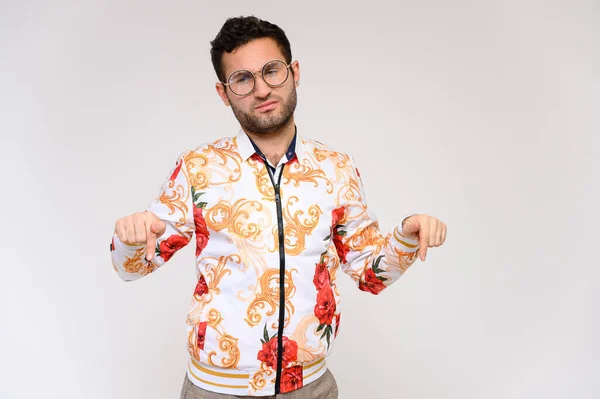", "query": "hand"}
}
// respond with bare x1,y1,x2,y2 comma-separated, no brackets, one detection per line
402,214,447,261
114,211,166,261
